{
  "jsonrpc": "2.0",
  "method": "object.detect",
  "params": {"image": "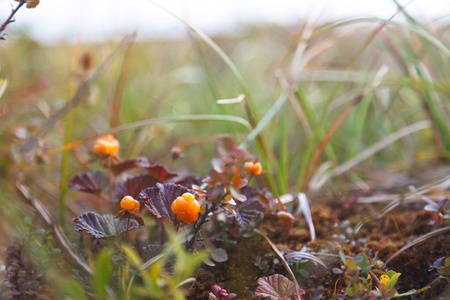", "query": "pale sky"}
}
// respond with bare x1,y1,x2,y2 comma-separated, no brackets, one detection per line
0,0,449,44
